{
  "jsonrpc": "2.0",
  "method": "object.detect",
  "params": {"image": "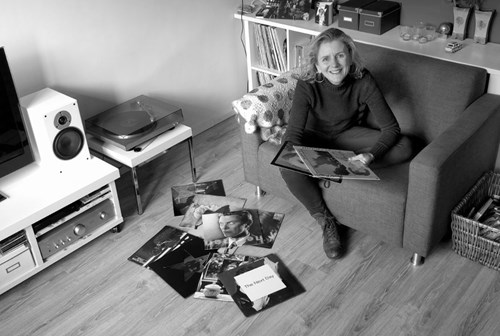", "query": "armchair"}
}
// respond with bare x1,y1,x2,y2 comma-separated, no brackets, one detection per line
232,42,500,264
